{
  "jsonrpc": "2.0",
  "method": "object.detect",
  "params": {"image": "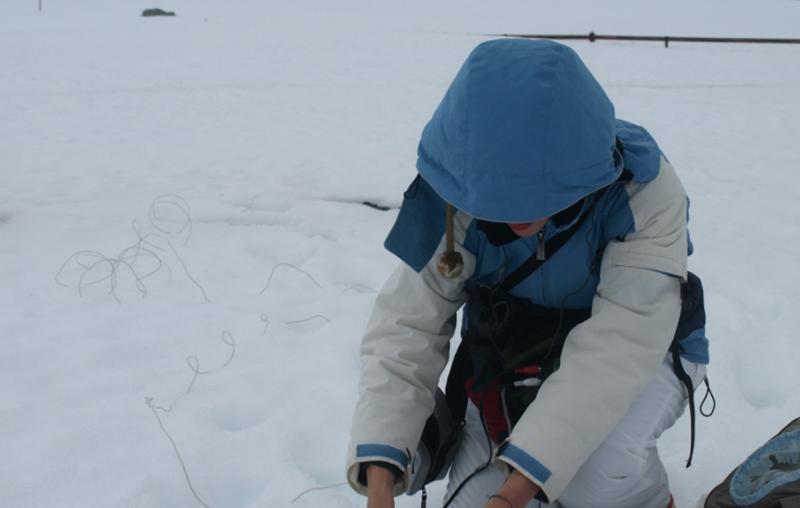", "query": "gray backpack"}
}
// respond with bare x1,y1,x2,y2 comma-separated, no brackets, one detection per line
705,418,800,508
